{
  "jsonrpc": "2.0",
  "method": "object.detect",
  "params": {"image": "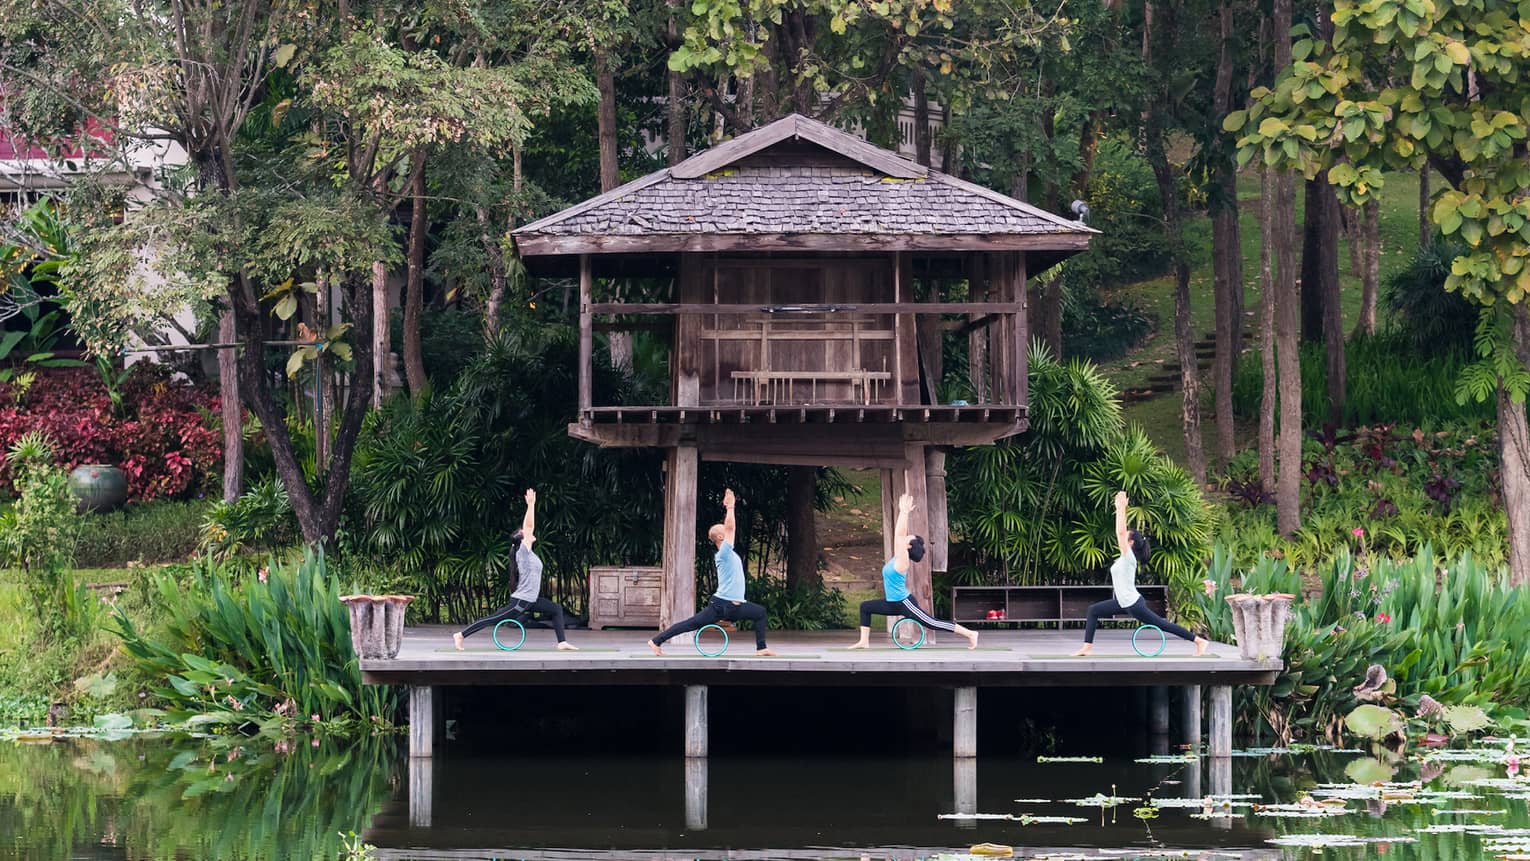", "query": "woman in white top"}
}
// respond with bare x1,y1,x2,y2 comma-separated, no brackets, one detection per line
1071,491,1209,657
